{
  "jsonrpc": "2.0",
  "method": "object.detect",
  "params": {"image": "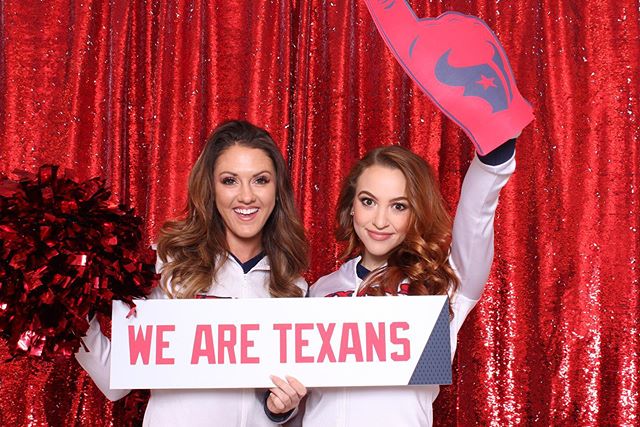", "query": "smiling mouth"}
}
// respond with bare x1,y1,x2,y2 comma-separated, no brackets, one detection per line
366,229,393,241
233,207,259,220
